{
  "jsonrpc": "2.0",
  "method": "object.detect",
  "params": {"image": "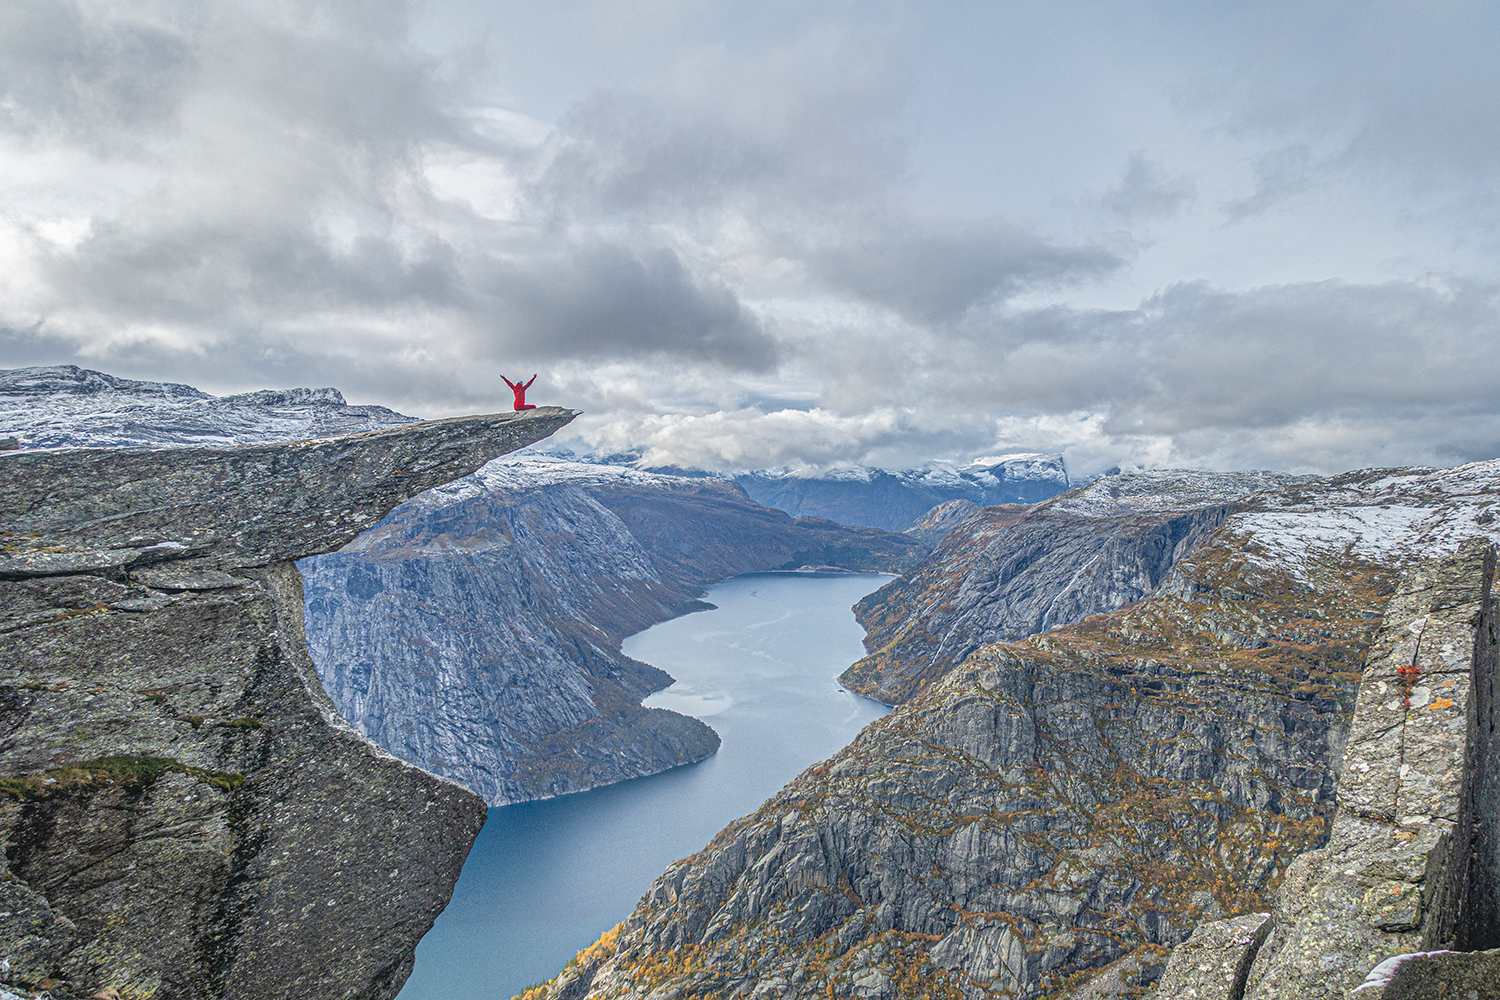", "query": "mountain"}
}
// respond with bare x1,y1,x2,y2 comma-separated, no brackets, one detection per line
732,454,1070,530
0,407,571,1000
299,455,928,805
0,364,418,449
895,497,1001,547
527,460,1500,1000
529,446,1072,531
845,469,1301,703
